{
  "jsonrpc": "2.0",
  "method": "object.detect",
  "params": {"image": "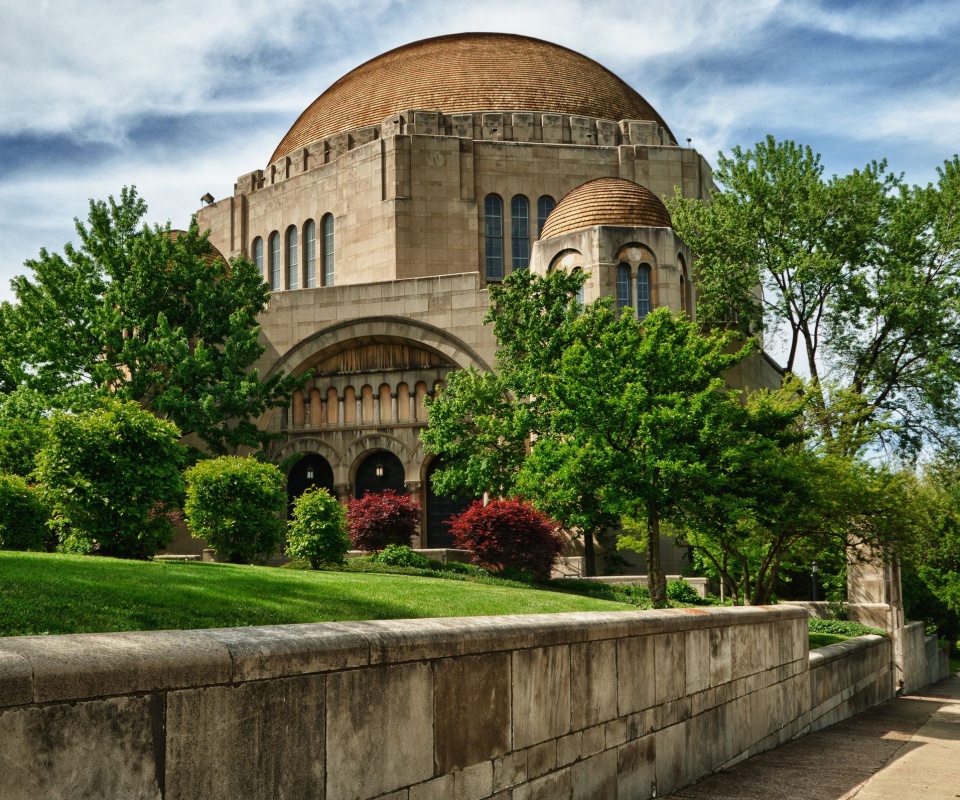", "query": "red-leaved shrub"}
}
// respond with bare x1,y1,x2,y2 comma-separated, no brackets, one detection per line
347,489,420,552
447,499,564,581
